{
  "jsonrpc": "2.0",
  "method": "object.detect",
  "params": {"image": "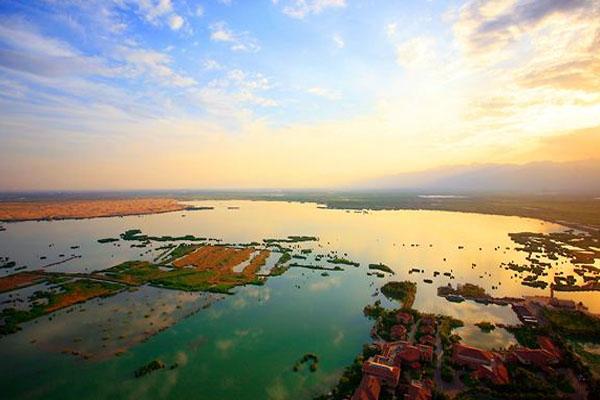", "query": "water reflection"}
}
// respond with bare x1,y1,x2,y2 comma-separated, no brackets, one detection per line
1,200,596,400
